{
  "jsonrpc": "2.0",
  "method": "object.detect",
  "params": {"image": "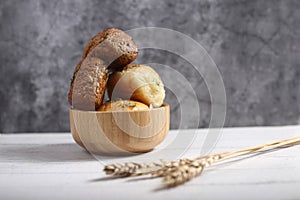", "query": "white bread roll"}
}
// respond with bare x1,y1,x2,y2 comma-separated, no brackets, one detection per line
107,64,165,107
